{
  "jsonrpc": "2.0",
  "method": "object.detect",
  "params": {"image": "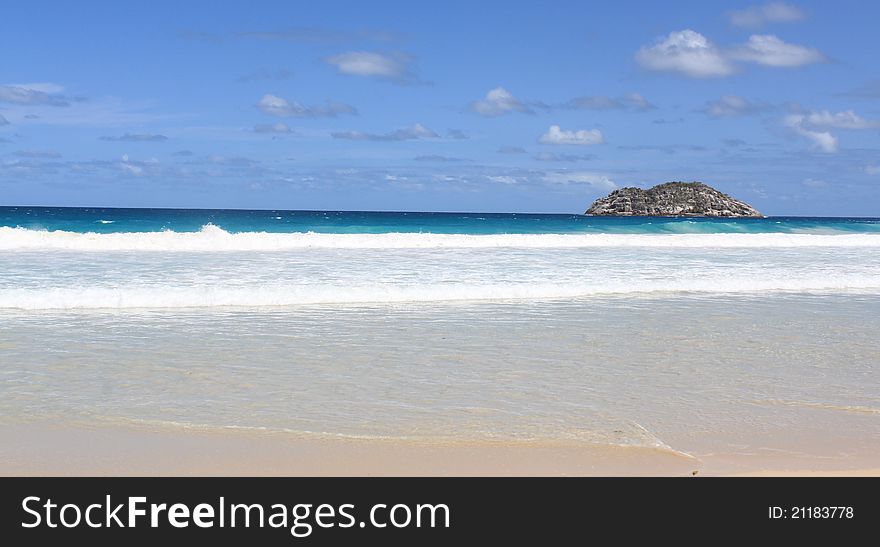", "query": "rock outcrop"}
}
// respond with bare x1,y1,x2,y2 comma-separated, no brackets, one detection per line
585,181,762,217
